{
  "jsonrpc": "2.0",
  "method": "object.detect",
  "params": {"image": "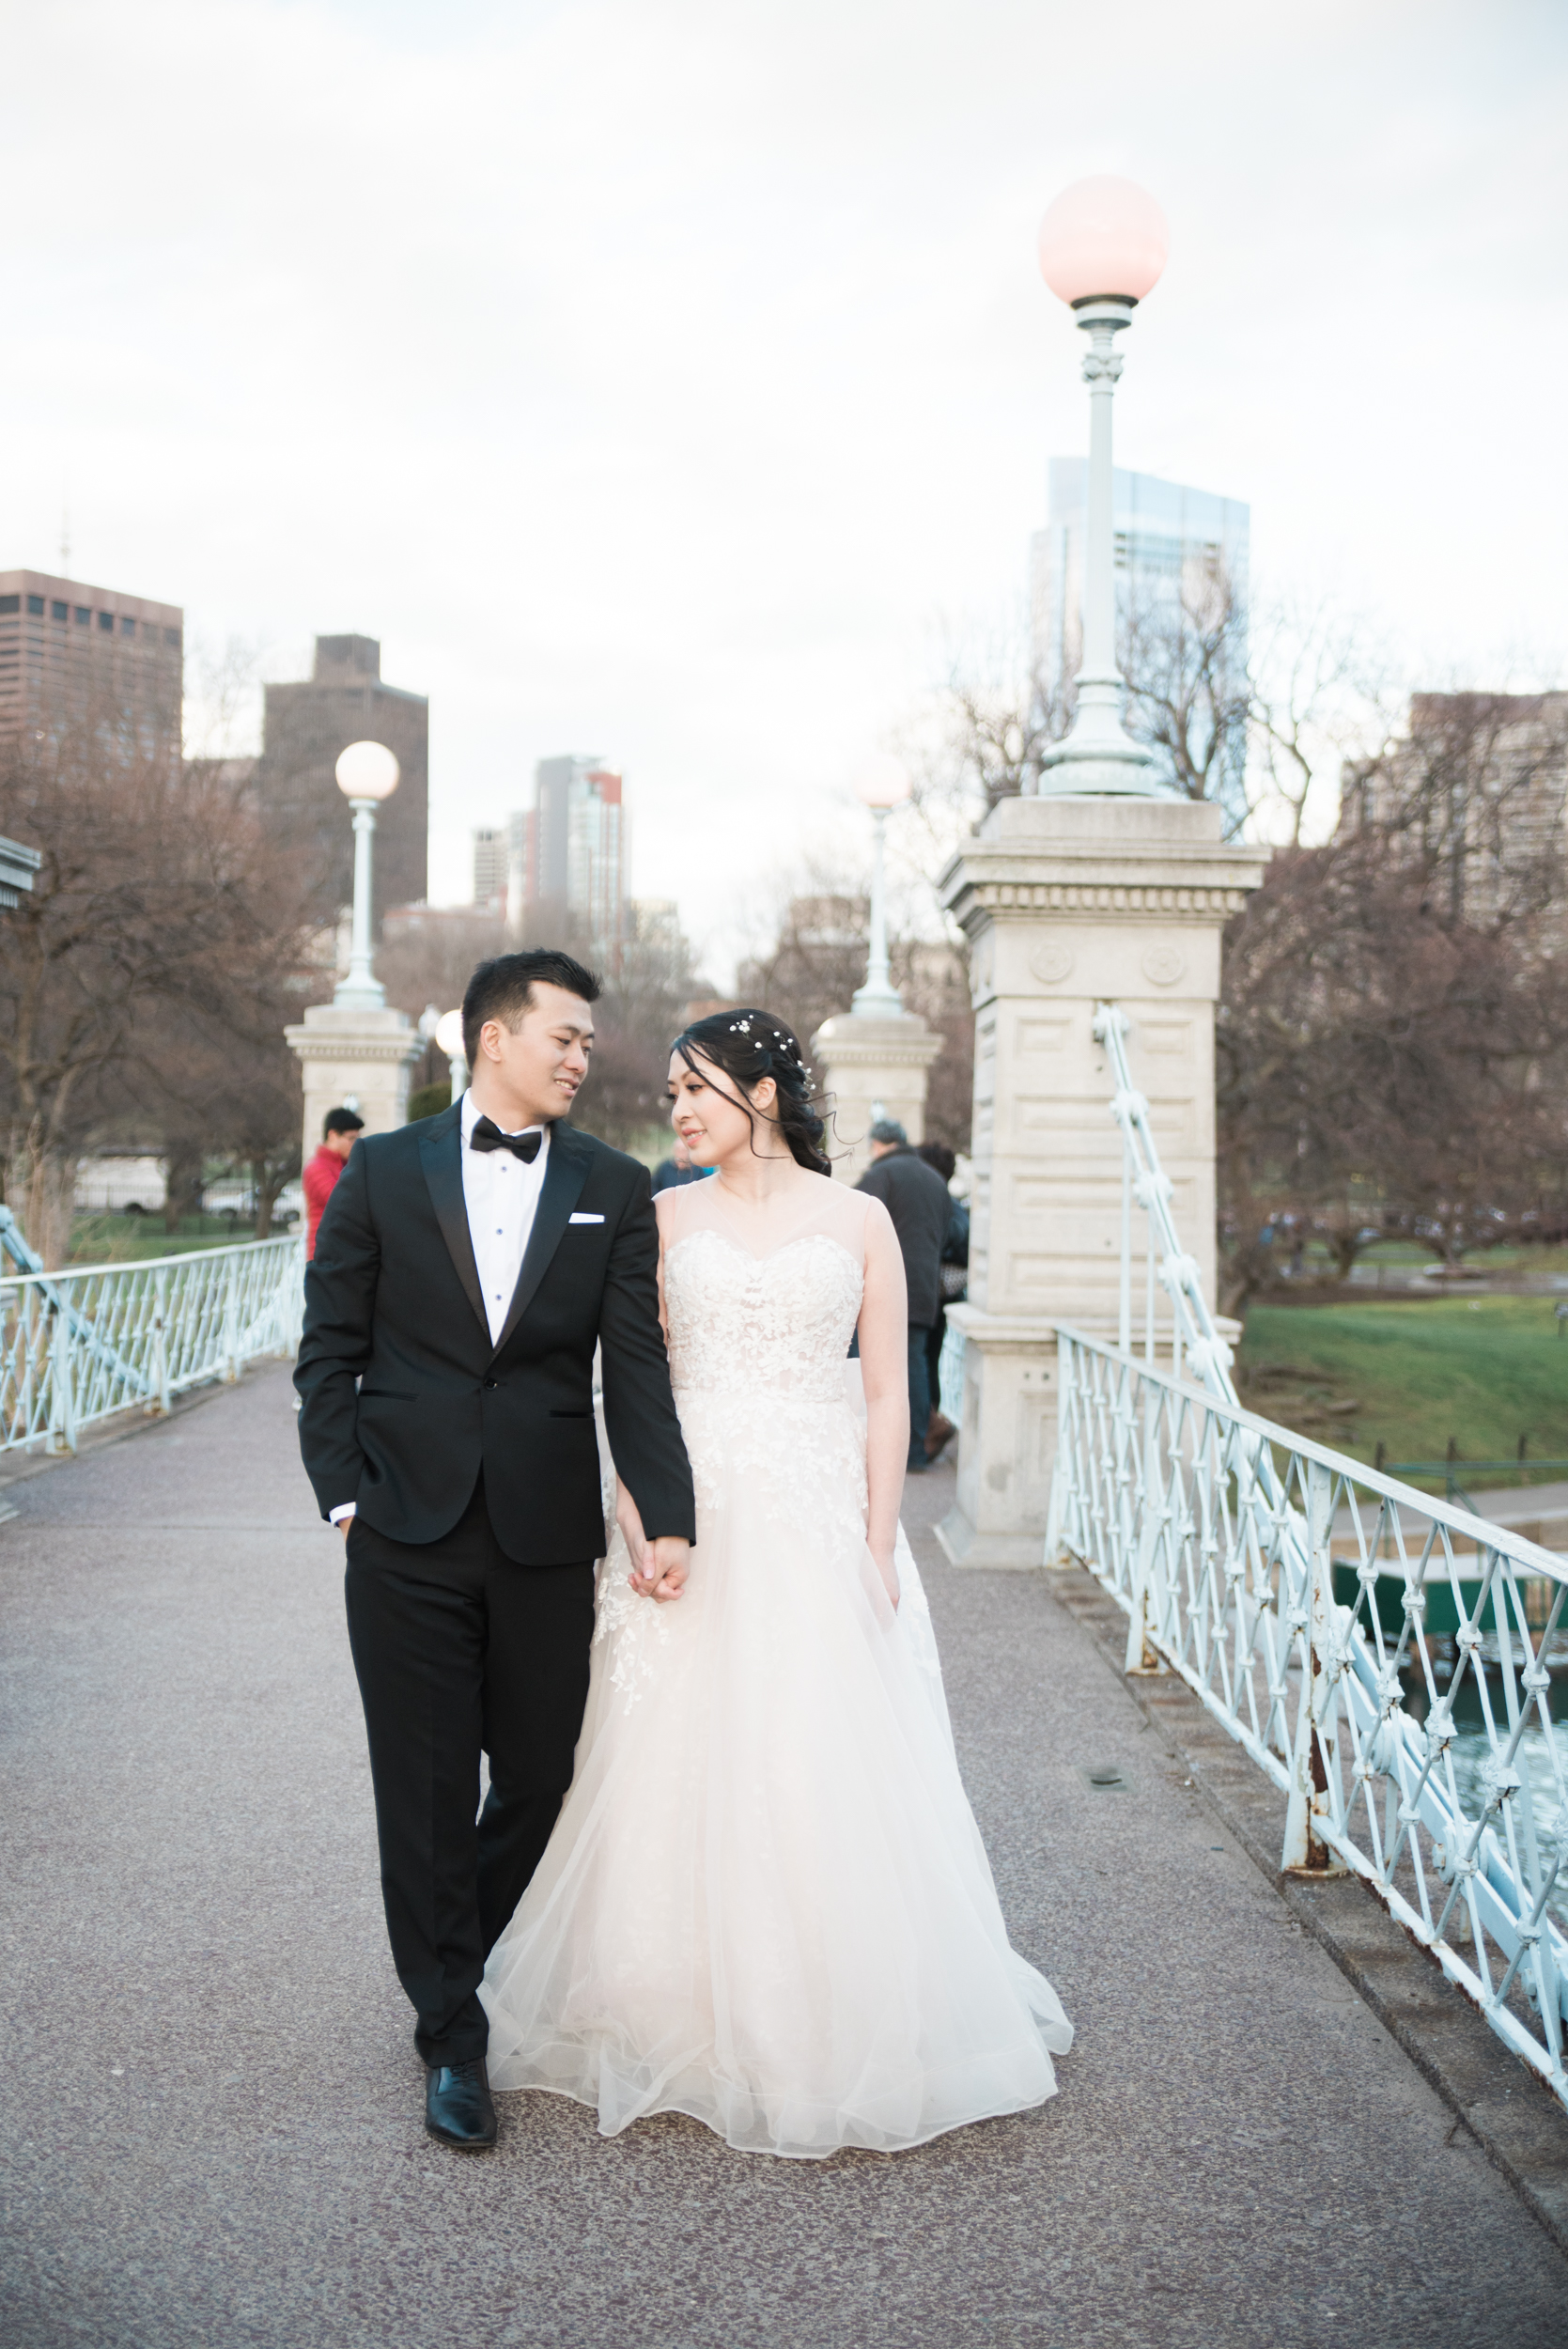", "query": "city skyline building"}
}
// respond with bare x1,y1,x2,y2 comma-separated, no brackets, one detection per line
473,823,509,910
0,568,183,768
524,754,626,954
257,634,427,935
1031,461,1251,820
